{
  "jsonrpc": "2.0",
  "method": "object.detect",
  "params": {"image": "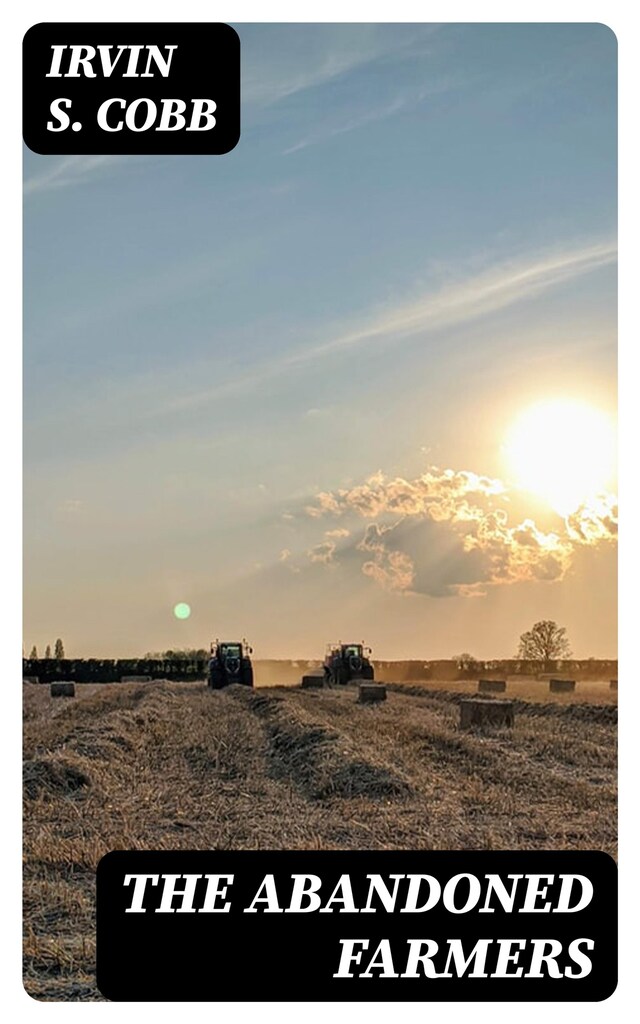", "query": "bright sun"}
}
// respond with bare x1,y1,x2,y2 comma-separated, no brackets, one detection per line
504,399,616,516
